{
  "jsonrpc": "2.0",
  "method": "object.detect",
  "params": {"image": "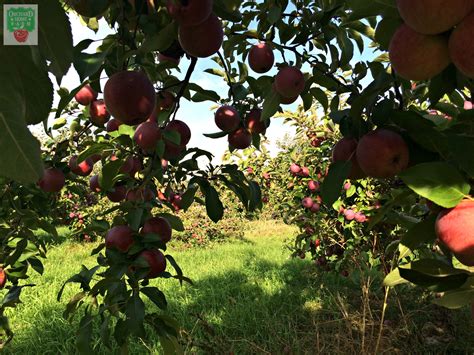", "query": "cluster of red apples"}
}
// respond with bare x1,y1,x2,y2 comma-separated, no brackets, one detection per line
289,163,323,214
105,216,173,279
213,42,306,149
389,0,474,80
